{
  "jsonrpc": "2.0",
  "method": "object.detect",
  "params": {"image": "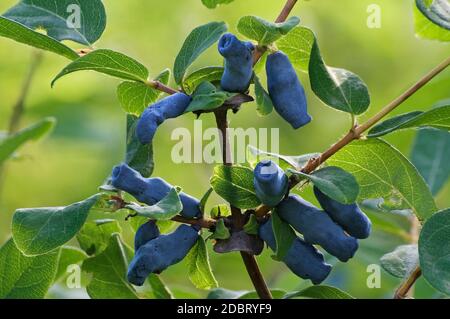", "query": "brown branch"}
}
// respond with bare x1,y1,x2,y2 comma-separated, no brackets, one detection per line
255,55,450,217
171,215,216,229
214,108,272,299
146,79,179,95
394,266,422,299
